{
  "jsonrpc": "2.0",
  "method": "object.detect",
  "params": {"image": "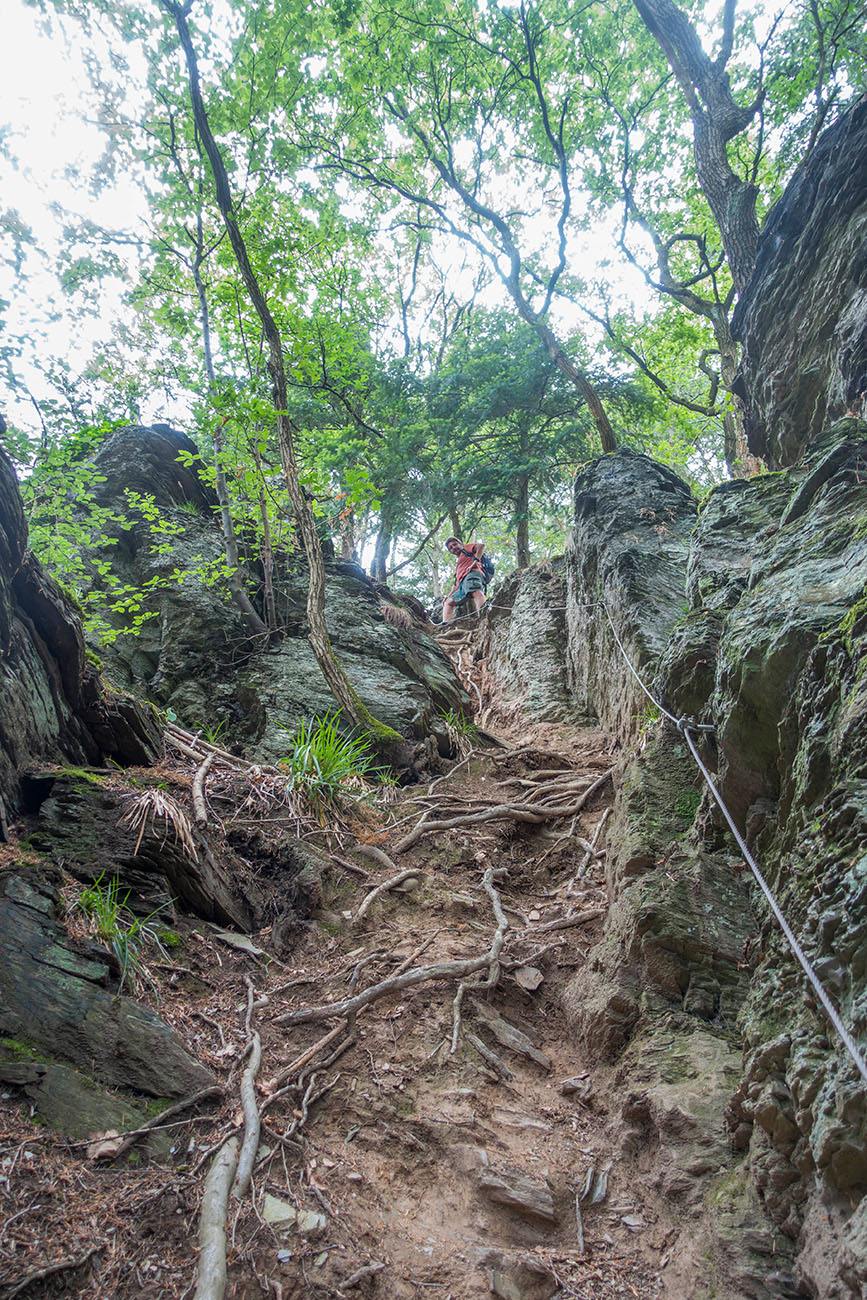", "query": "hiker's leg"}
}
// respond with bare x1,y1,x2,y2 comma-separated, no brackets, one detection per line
471,589,486,613
442,596,457,623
